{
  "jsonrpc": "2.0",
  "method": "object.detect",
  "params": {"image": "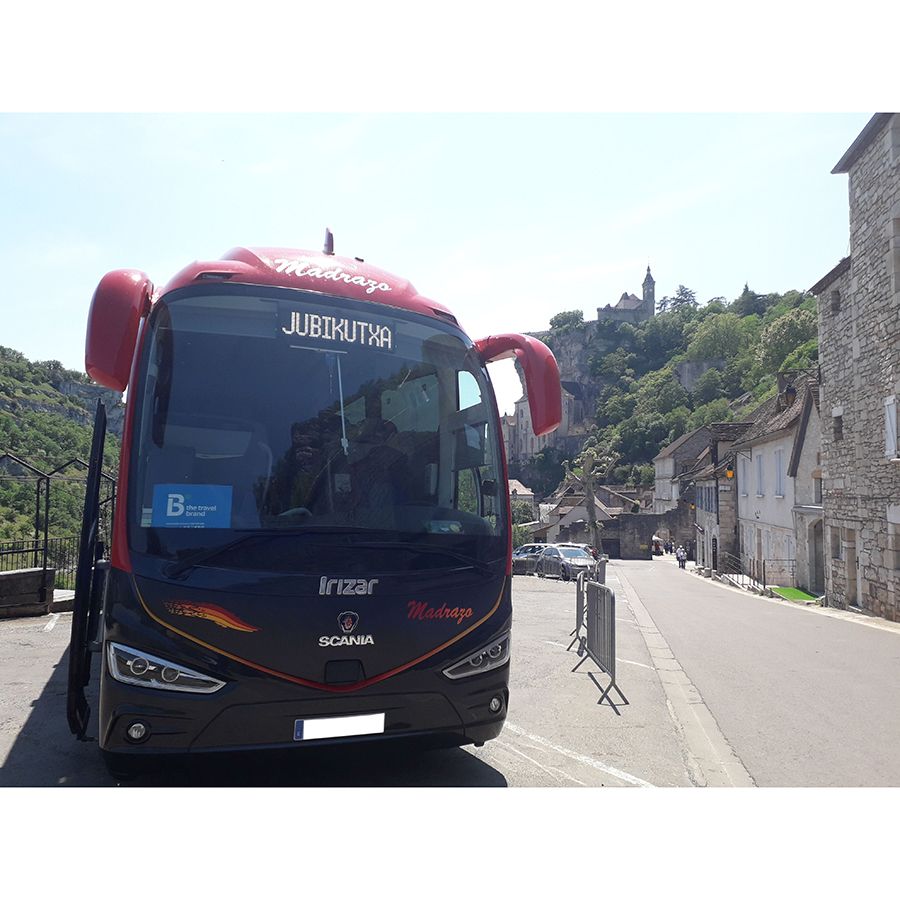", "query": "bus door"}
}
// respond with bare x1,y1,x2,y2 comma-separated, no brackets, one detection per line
66,400,111,739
